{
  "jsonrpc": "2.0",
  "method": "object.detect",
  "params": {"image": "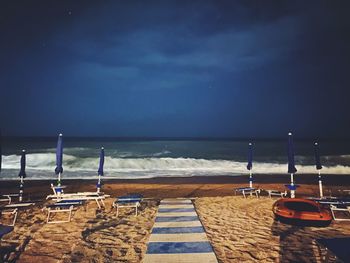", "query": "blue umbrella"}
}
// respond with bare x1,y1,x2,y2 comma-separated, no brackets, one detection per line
287,132,297,198
288,133,297,174
97,147,104,193
314,142,323,197
55,134,63,186
246,143,253,188
314,142,322,170
18,150,26,202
